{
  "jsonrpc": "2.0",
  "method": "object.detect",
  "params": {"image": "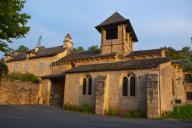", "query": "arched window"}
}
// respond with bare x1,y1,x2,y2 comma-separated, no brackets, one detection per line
130,76,136,96
122,77,128,96
82,78,87,95
88,77,92,95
